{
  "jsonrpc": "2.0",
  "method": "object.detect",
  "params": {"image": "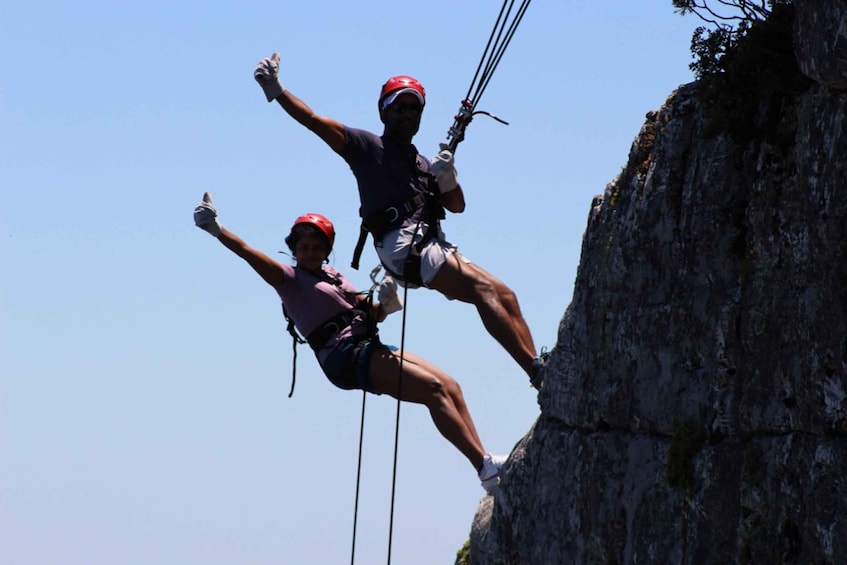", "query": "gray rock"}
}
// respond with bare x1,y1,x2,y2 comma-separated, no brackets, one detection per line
795,0,847,90
470,4,847,563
